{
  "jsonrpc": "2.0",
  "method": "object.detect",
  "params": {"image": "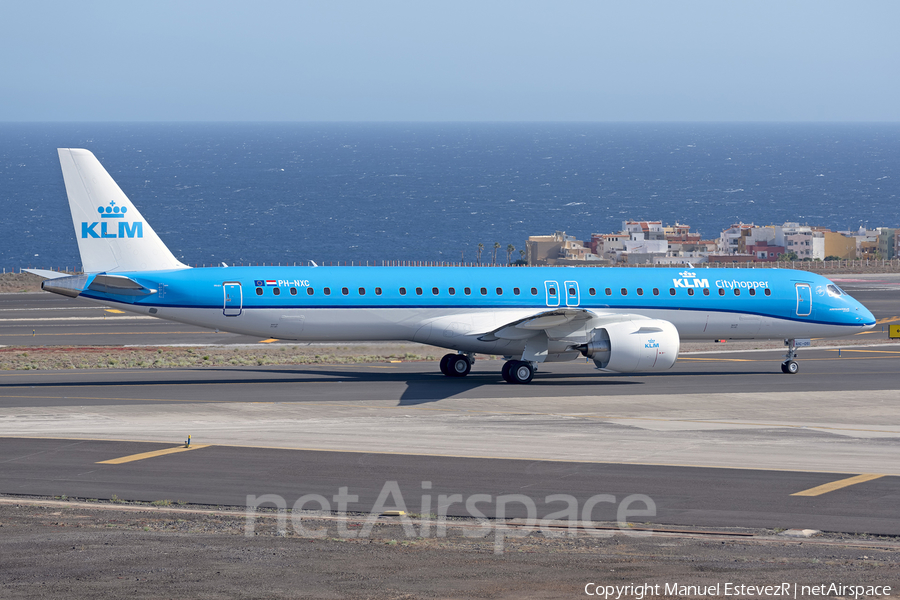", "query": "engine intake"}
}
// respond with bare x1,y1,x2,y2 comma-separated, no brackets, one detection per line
577,319,680,372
